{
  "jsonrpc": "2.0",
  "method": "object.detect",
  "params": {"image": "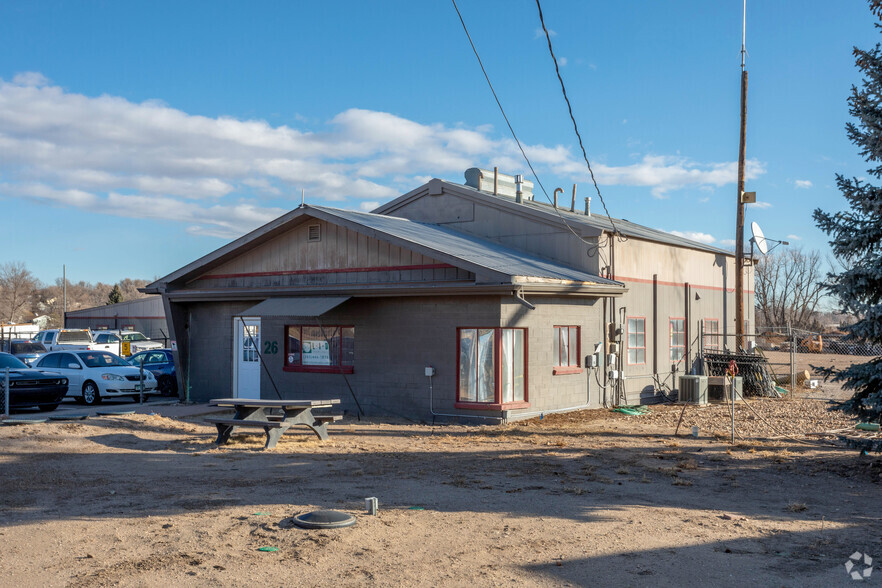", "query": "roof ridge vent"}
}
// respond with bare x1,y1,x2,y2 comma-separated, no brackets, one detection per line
464,168,533,201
